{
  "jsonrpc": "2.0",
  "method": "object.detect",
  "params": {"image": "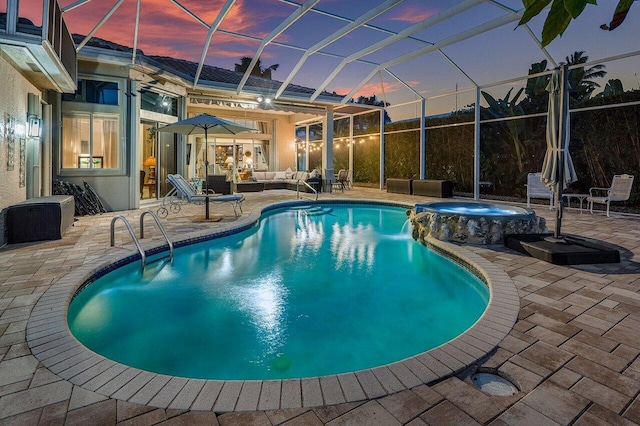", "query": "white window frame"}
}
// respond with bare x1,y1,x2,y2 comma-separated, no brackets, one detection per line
59,75,126,176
